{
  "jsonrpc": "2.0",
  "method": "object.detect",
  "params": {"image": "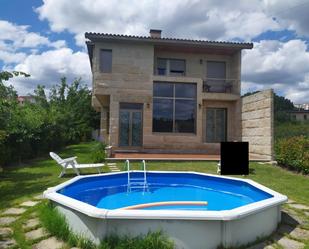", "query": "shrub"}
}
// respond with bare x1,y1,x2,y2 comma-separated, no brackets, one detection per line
91,142,107,163
275,136,309,174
